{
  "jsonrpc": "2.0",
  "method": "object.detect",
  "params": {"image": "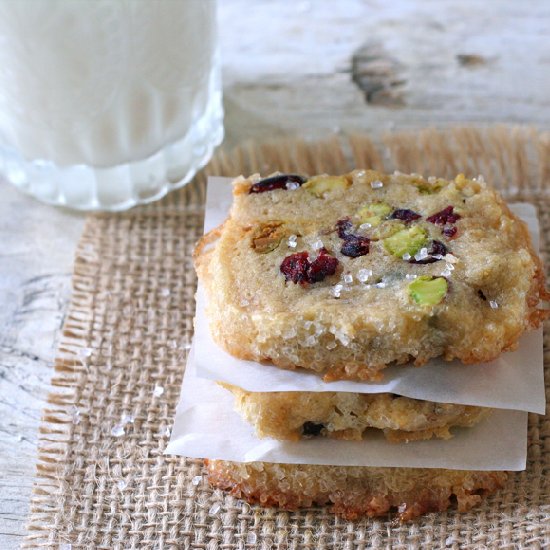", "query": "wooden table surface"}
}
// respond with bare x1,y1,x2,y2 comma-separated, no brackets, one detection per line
1,1,549,546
